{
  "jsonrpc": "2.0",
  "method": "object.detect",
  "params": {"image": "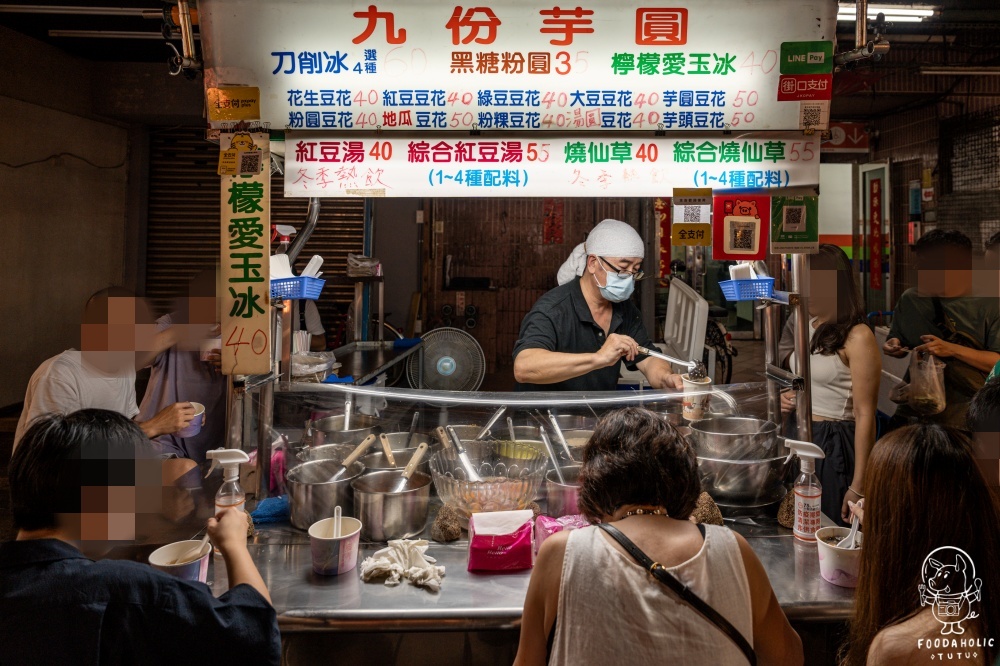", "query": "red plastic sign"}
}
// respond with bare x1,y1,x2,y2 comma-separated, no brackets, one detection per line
777,74,833,101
